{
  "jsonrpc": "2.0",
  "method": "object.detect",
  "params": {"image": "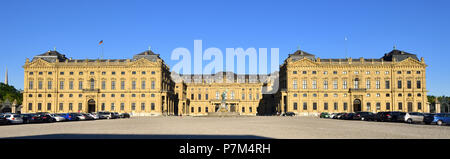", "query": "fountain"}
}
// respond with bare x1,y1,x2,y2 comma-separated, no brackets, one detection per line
207,89,239,117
